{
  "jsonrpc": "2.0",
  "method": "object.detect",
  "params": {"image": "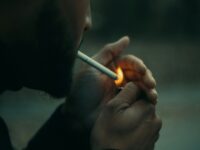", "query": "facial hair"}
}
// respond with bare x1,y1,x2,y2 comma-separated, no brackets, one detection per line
0,0,78,98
